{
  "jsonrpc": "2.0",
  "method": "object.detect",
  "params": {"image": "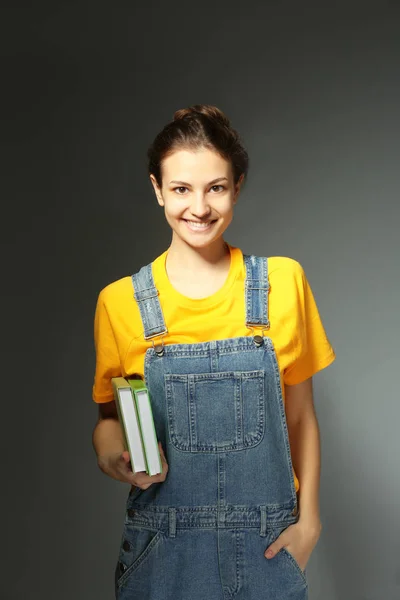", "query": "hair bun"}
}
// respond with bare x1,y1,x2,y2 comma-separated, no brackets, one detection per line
148,104,248,187
173,104,231,127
